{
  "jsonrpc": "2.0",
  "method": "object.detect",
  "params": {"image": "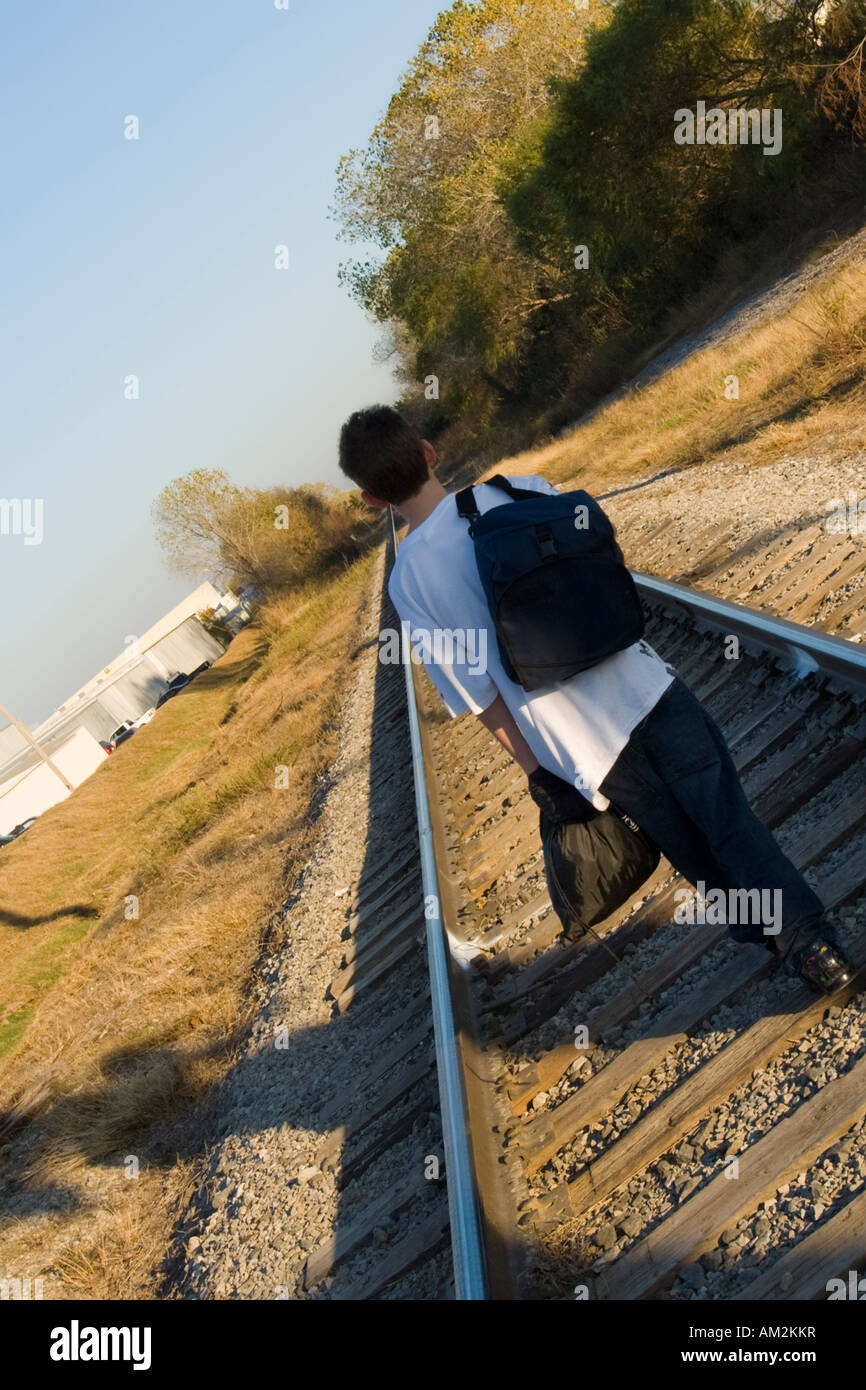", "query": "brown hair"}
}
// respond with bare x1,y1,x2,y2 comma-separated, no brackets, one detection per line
338,405,429,505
